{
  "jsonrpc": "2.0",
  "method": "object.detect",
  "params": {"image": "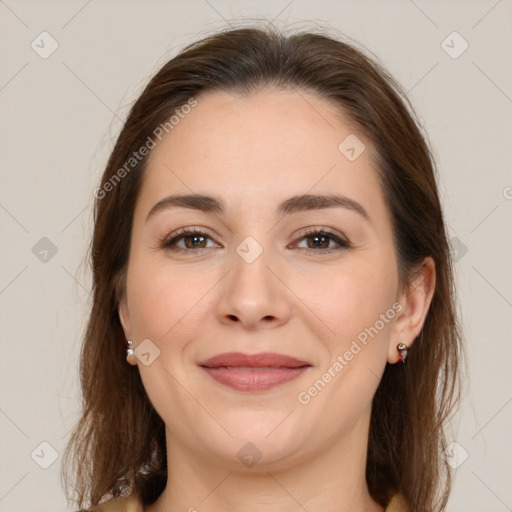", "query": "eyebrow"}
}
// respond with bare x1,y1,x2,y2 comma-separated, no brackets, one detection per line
146,193,370,222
